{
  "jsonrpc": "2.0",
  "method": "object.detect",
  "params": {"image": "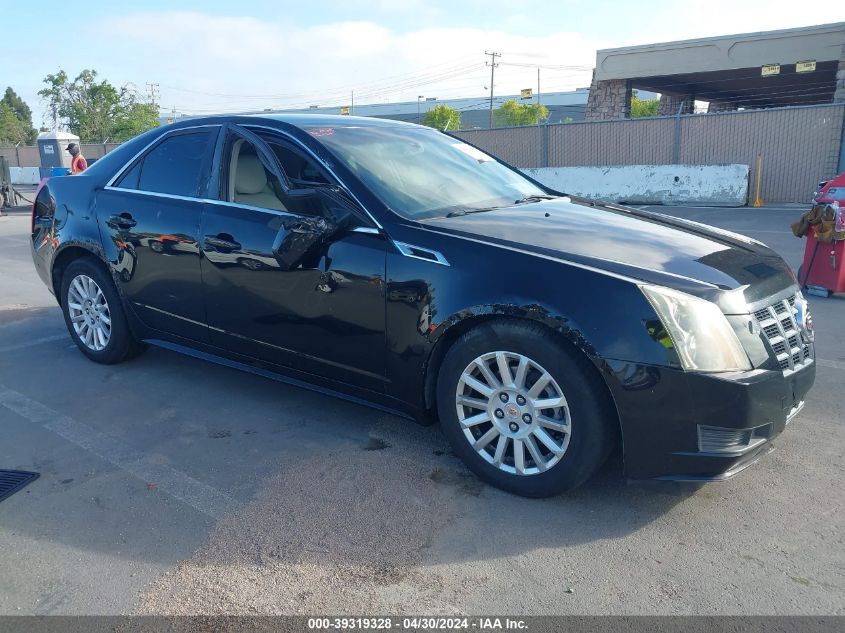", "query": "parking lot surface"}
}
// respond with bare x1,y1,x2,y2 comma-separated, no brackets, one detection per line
0,197,843,615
